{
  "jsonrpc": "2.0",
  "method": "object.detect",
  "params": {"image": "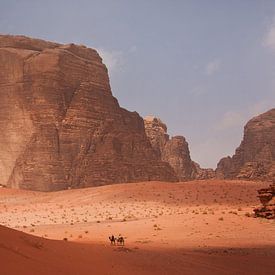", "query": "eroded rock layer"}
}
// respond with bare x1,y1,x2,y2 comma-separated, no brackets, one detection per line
254,182,275,219
0,35,177,191
216,109,275,181
144,116,214,180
